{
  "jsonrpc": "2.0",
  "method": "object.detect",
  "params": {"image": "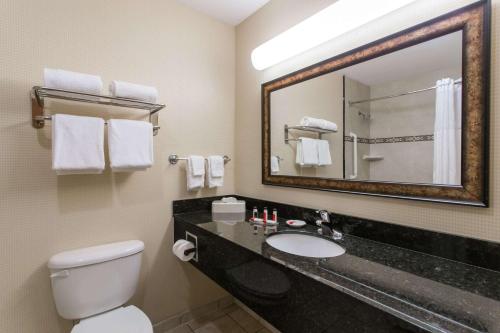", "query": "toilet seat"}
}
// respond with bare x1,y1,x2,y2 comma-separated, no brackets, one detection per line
71,306,153,333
